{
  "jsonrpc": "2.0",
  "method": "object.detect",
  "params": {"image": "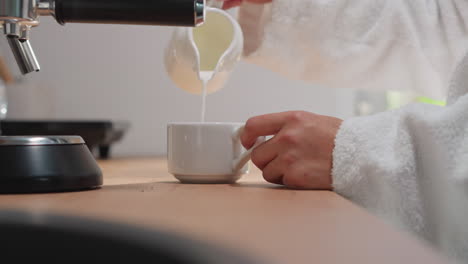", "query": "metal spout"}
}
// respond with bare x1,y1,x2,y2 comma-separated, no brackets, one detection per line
195,0,205,25
1,0,205,74
6,36,41,74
